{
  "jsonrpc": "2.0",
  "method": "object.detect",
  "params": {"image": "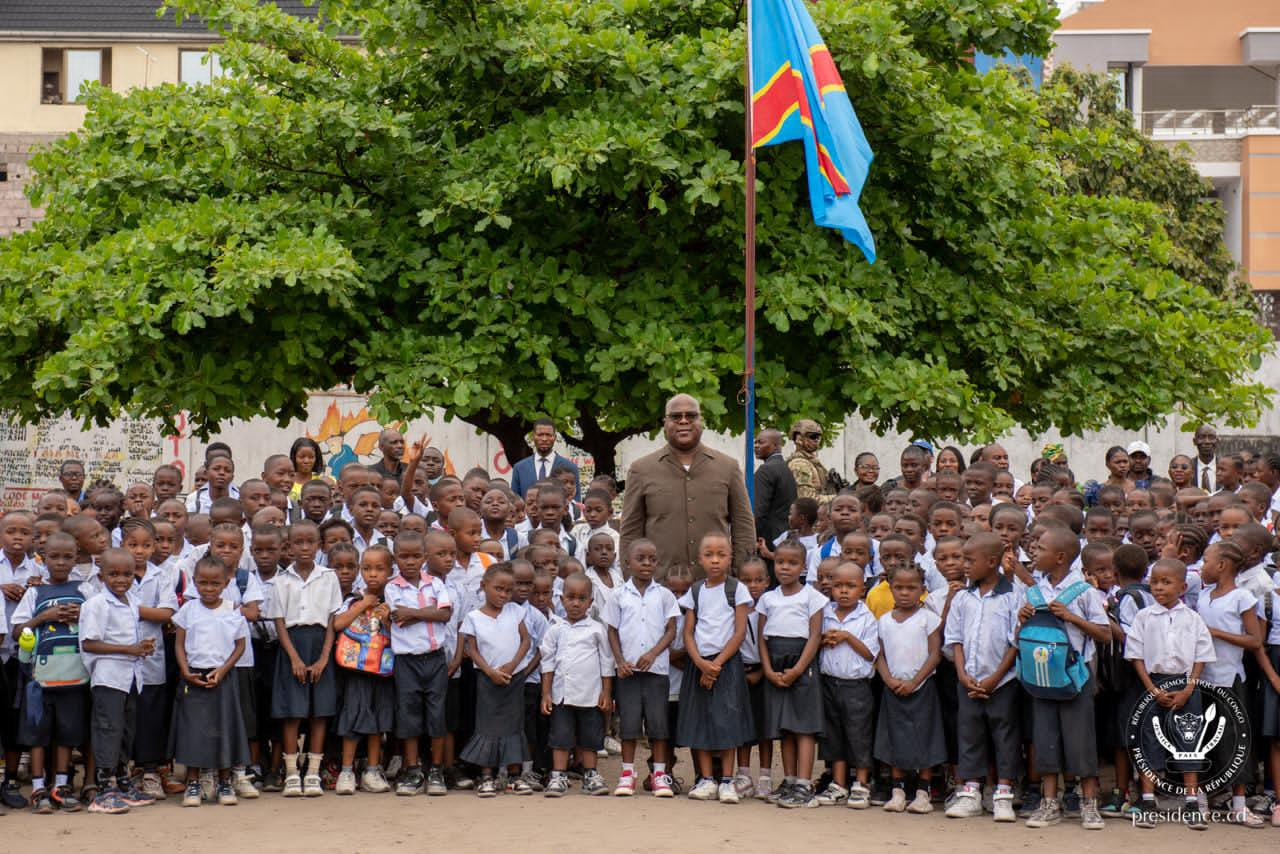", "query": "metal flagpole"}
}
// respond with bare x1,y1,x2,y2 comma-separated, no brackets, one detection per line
743,0,758,511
